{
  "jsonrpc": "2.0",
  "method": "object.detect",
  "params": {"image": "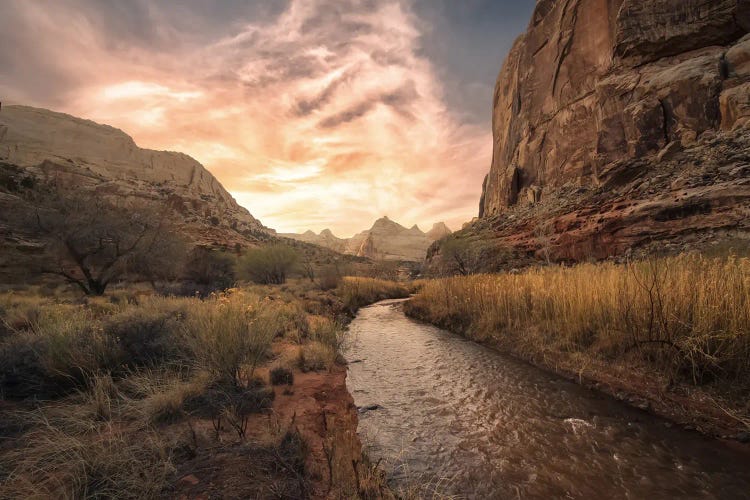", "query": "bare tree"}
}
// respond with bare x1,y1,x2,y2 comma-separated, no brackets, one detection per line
29,188,186,295
533,219,555,264
440,236,481,276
